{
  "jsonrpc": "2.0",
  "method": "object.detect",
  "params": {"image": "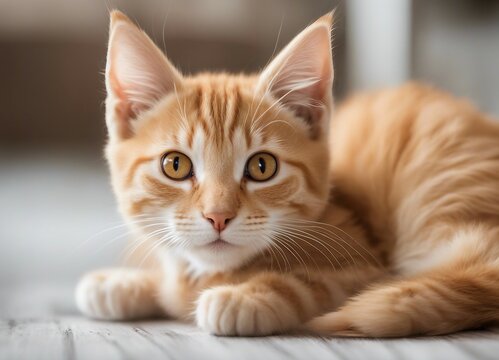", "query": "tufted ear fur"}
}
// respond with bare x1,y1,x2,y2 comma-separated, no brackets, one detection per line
257,13,334,138
105,11,183,140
